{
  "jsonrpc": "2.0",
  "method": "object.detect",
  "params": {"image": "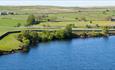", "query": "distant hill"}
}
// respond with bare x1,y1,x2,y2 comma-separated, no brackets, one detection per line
0,6,78,14
0,6,115,14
